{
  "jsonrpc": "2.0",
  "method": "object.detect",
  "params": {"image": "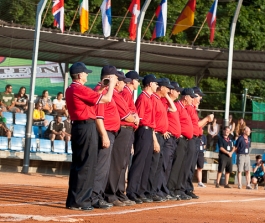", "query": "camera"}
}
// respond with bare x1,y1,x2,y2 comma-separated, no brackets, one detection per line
102,78,110,86
261,160,265,164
